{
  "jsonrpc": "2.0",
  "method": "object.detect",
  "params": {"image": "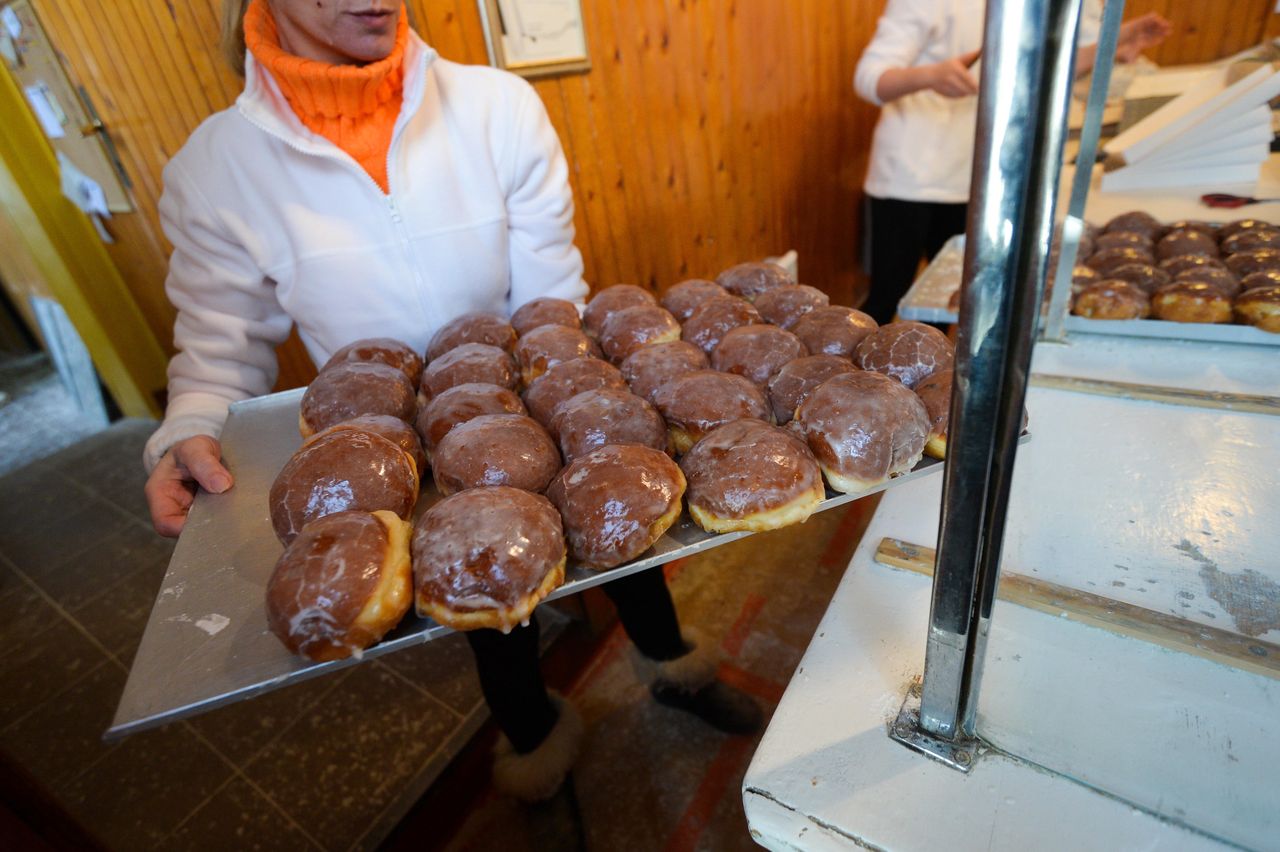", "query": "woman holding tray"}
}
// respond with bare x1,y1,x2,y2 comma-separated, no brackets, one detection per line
142,0,759,802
